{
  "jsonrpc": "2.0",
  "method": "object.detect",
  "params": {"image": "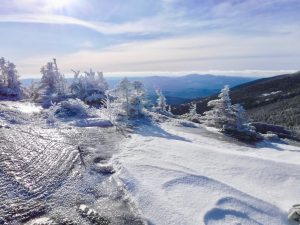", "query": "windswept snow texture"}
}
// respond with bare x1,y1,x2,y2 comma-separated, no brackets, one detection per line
115,122,300,225
0,102,145,224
